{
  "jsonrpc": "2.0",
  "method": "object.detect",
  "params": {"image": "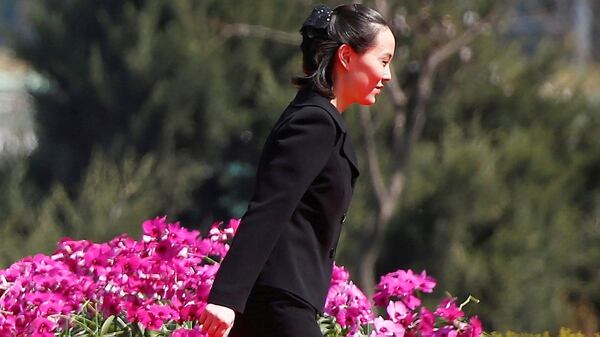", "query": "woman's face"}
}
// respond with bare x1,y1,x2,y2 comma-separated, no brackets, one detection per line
343,26,395,106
